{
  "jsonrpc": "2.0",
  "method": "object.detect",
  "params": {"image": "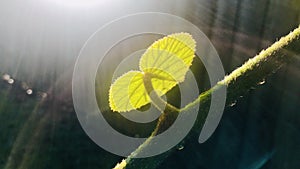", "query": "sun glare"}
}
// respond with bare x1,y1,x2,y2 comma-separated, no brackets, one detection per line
50,0,110,9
